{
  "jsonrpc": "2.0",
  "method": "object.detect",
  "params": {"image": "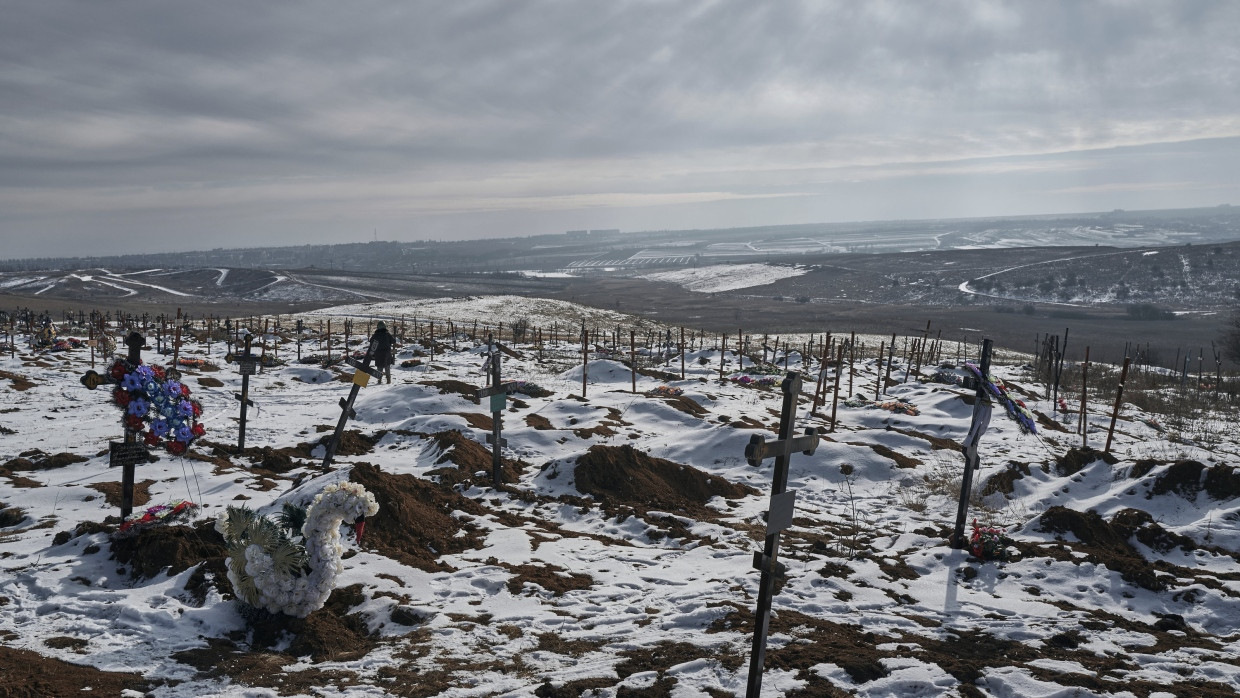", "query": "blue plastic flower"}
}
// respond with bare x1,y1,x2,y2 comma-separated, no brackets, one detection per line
161,404,177,419
150,419,170,437
177,400,194,418
165,381,182,397
135,365,154,380
127,398,149,416
175,425,193,442
144,381,159,394
121,374,143,391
